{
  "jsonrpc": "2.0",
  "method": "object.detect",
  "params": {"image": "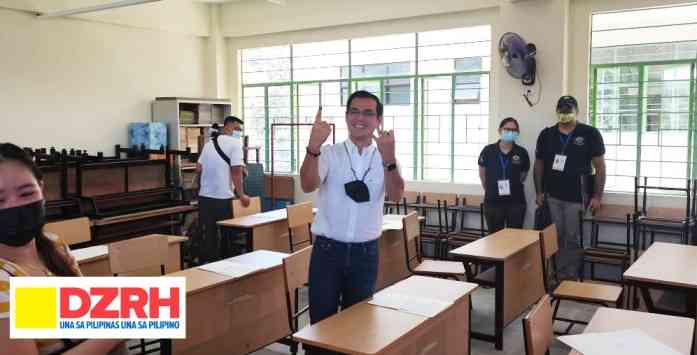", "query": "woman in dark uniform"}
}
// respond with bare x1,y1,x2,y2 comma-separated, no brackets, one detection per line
477,117,530,233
